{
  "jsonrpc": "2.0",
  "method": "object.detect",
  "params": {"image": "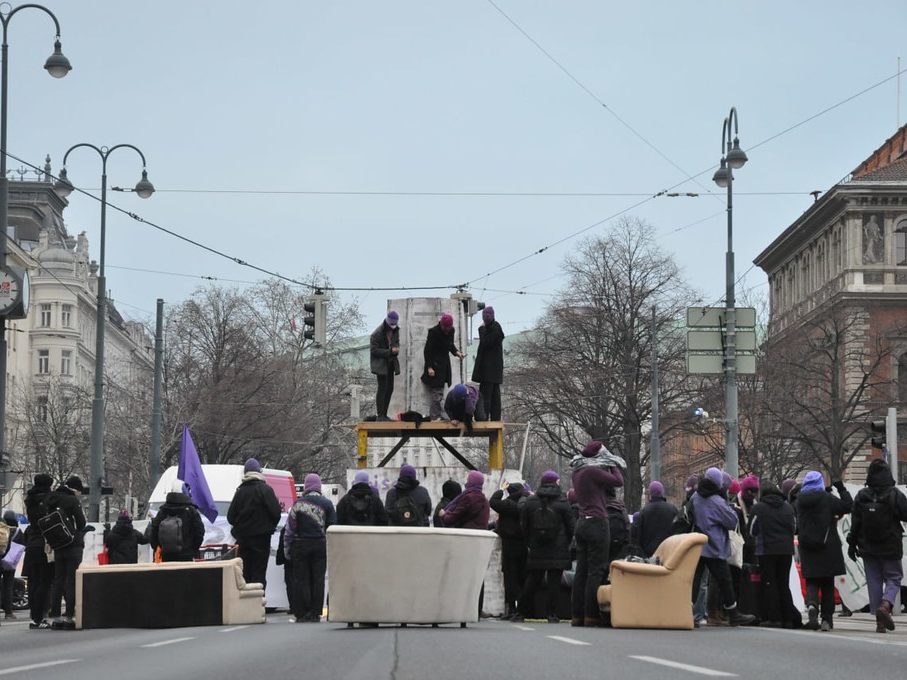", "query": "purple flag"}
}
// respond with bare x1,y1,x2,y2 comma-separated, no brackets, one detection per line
178,425,218,523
